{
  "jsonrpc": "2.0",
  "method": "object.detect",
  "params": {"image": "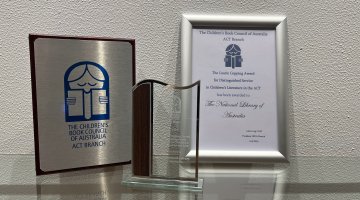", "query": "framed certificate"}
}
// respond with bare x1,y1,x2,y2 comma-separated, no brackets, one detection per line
181,15,288,163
